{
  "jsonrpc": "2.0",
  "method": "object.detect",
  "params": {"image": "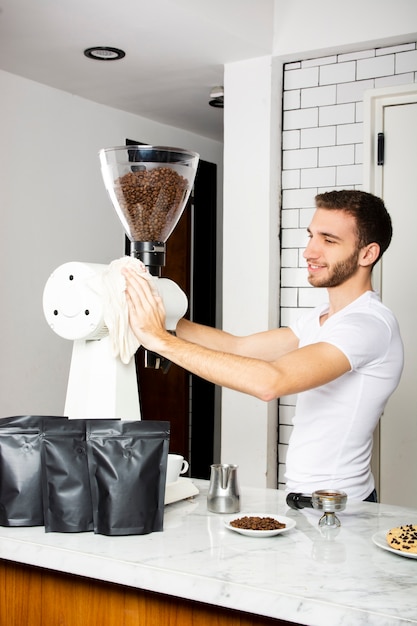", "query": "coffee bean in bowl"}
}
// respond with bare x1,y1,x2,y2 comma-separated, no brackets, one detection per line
231,516,286,531
114,167,188,241
224,514,296,537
